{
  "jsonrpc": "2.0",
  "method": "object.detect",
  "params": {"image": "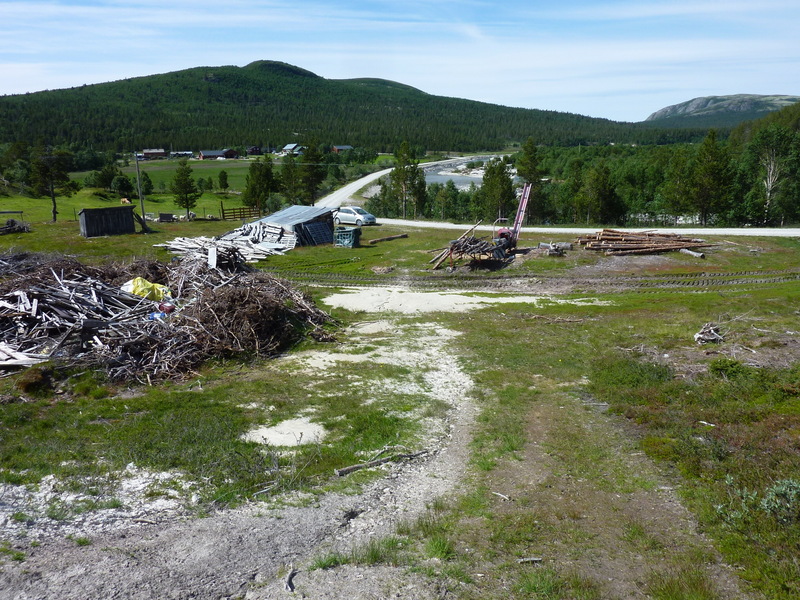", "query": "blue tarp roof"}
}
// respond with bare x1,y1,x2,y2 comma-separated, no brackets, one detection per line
257,205,334,228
